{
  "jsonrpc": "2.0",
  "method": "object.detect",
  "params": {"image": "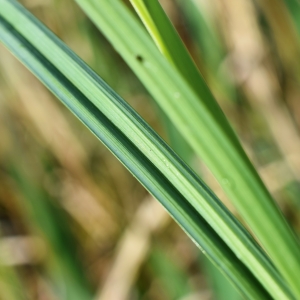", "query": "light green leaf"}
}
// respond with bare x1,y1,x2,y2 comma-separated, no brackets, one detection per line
0,0,293,299
73,0,300,297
